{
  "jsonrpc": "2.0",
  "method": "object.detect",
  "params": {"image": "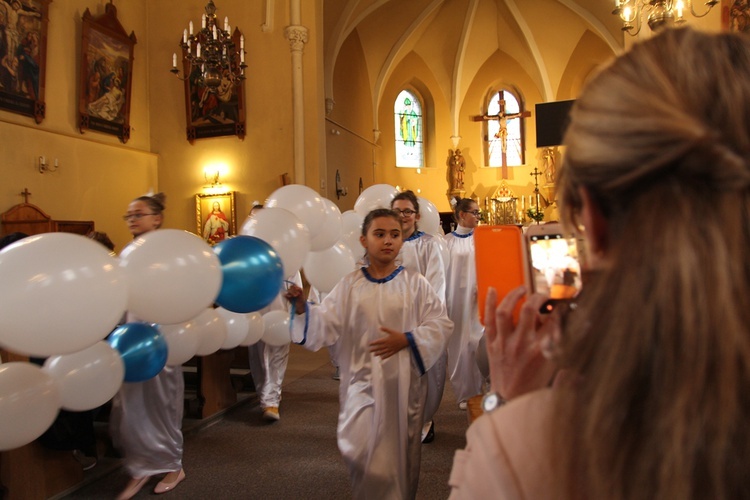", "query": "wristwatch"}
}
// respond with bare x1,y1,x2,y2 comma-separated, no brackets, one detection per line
481,391,502,413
